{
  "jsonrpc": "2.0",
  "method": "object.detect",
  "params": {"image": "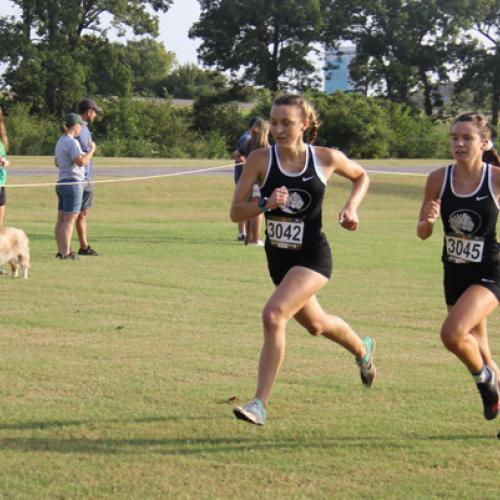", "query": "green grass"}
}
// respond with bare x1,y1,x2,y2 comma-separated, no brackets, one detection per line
0,159,498,498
